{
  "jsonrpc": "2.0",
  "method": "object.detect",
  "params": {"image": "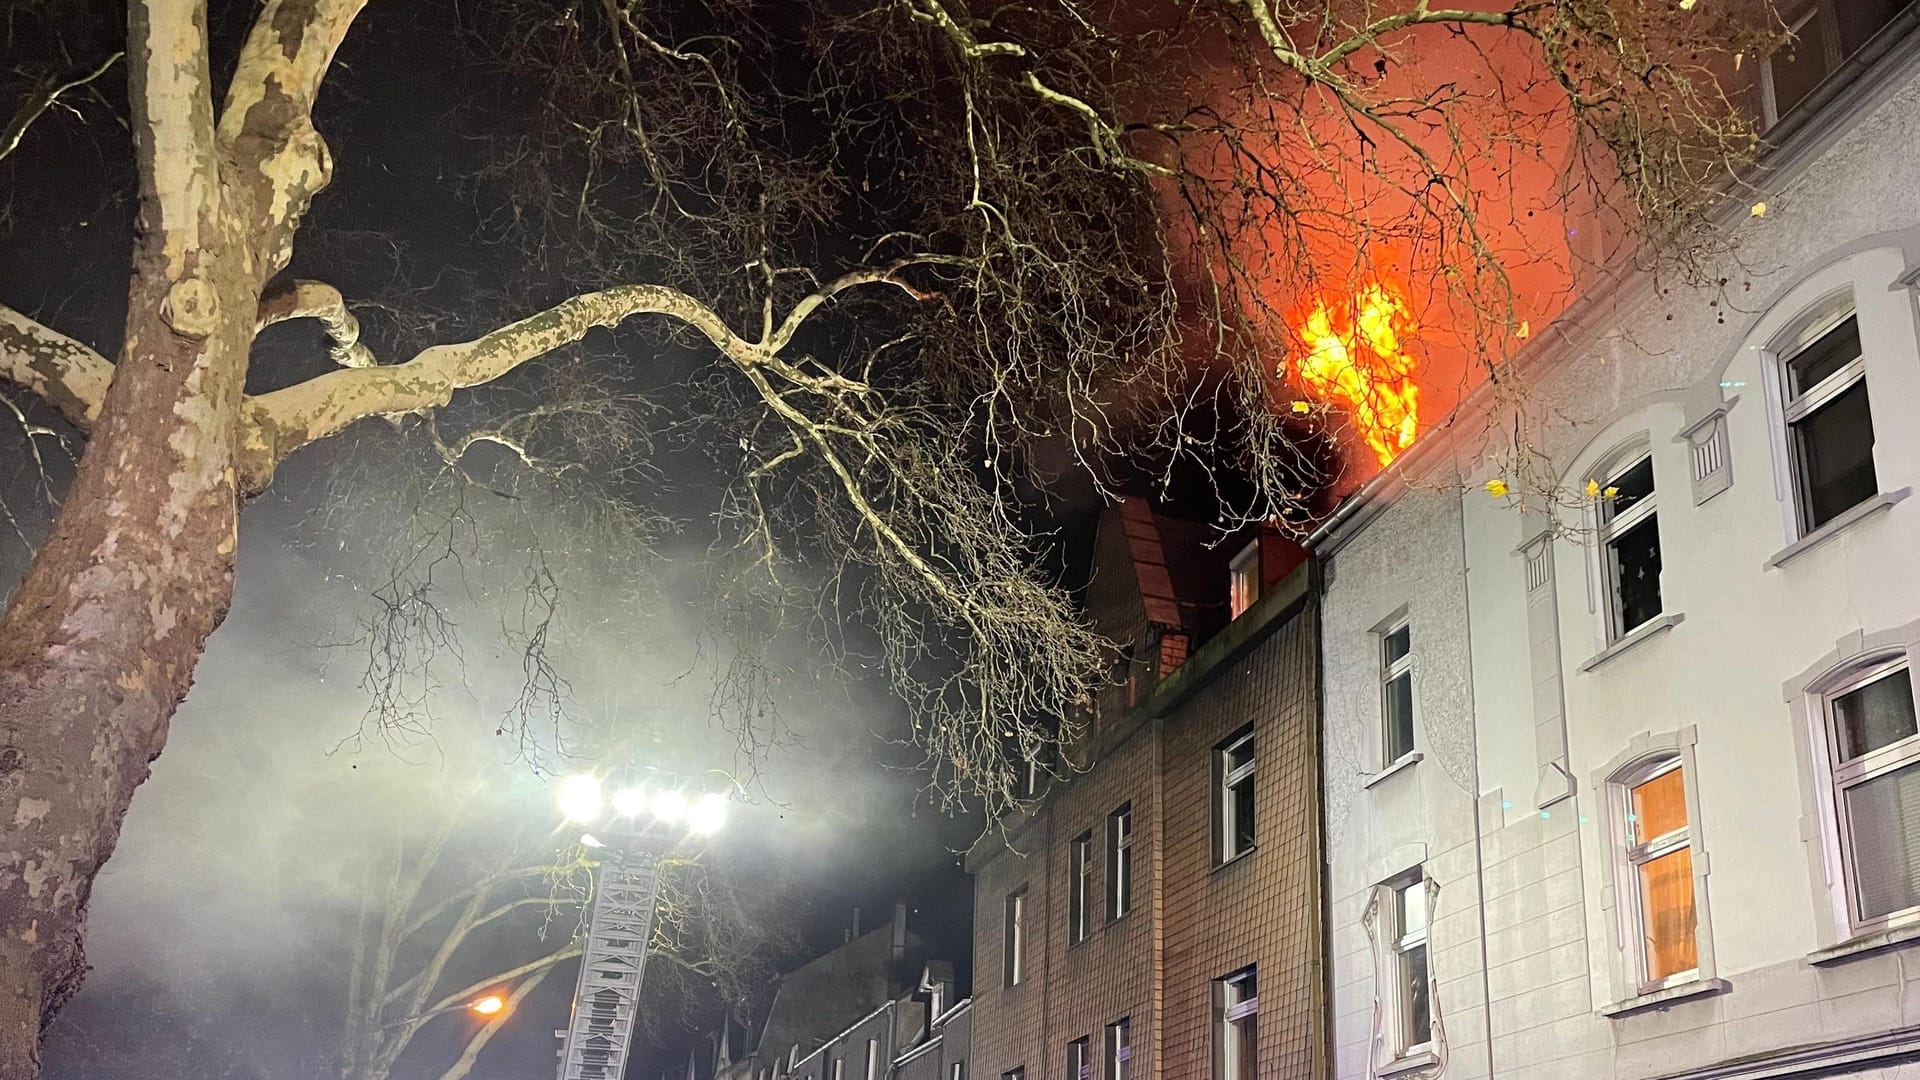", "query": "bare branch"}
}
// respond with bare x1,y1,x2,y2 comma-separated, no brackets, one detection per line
0,303,111,430
0,51,123,166
258,279,377,368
